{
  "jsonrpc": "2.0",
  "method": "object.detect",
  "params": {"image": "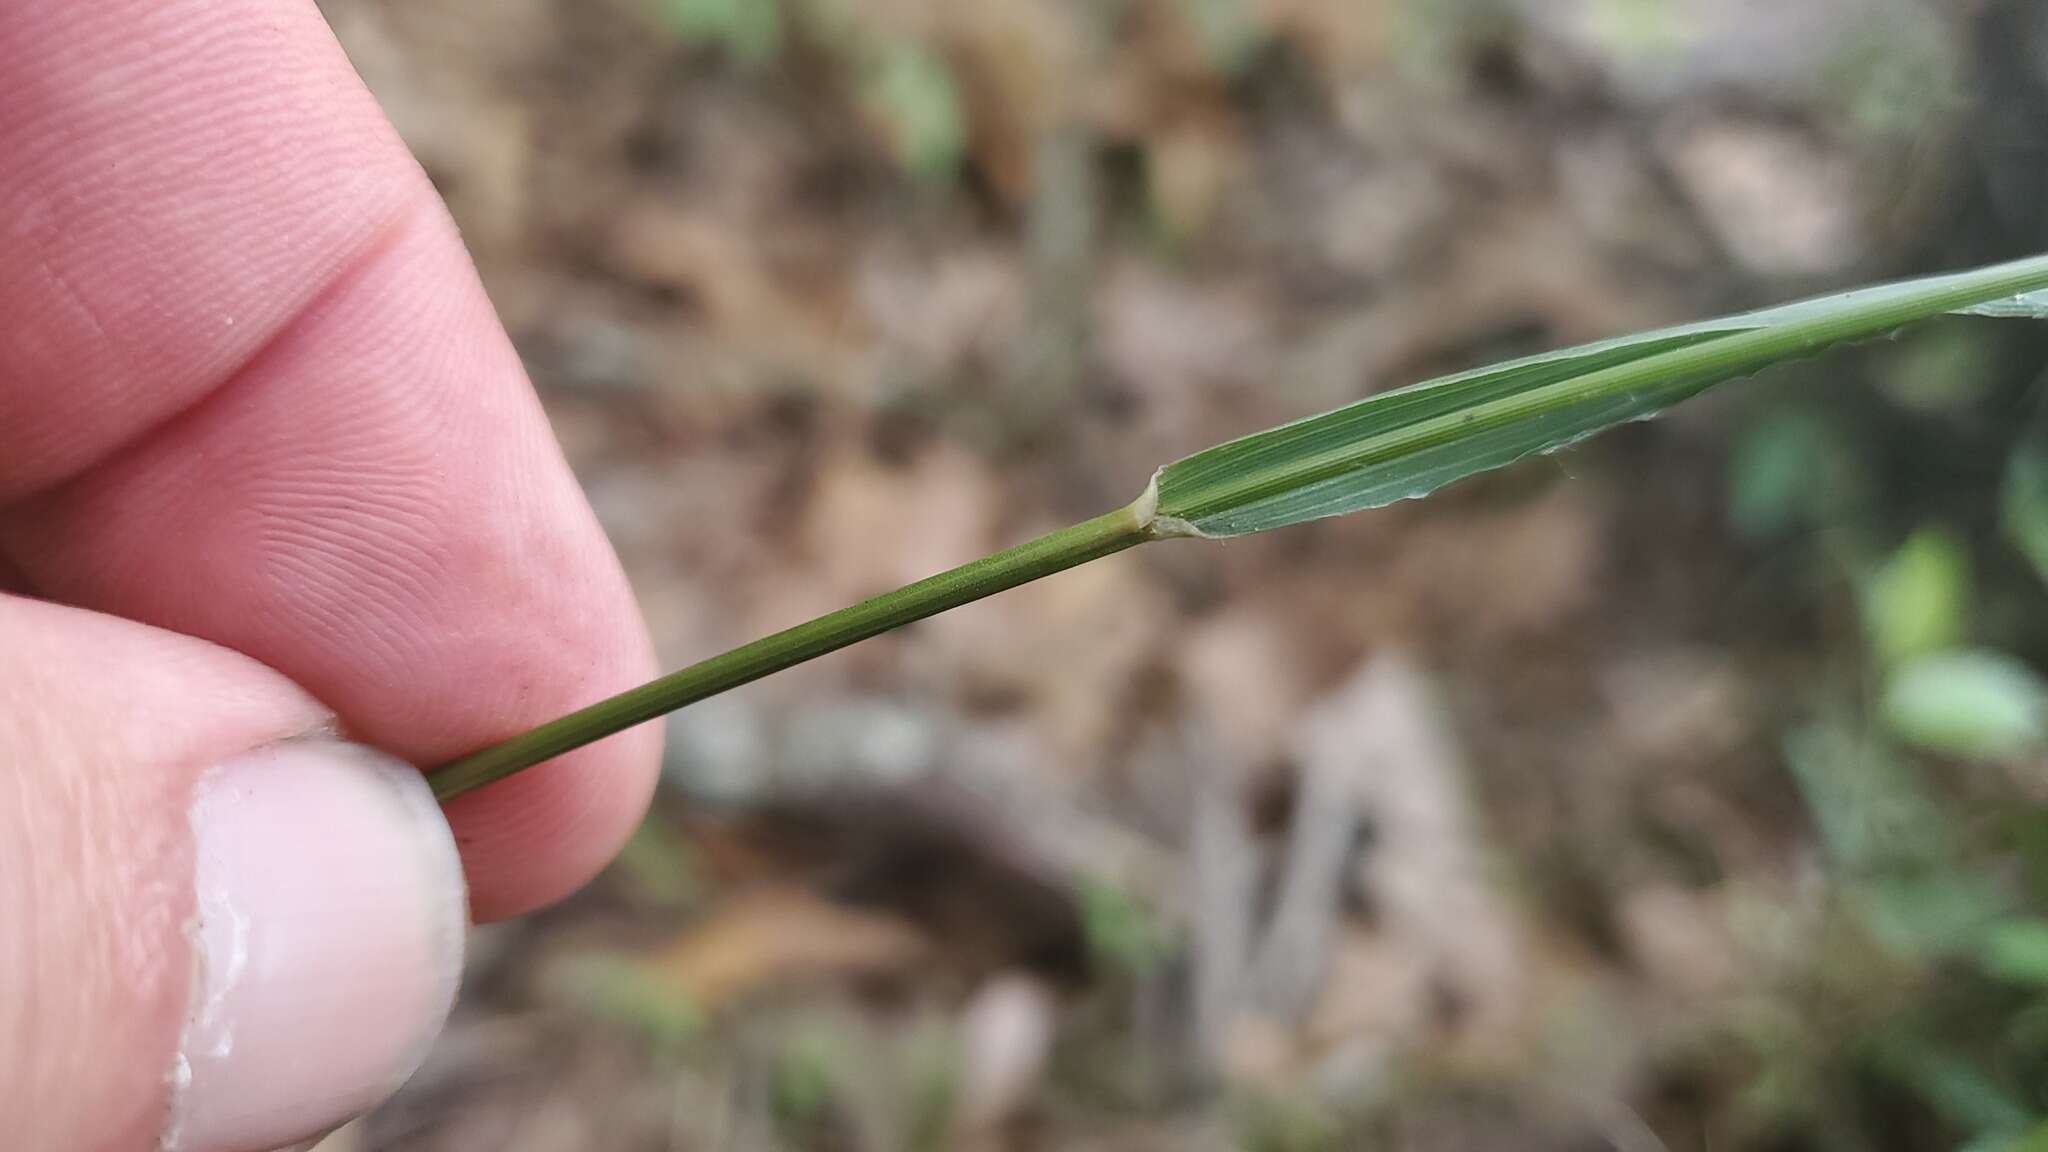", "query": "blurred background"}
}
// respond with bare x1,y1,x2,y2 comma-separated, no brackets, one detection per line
311,0,2048,1148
